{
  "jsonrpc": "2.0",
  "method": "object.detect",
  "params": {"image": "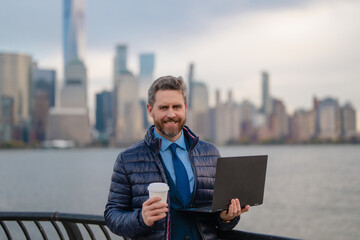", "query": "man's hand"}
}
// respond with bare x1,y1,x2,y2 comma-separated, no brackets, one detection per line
220,198,250,222
141,196,168,226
